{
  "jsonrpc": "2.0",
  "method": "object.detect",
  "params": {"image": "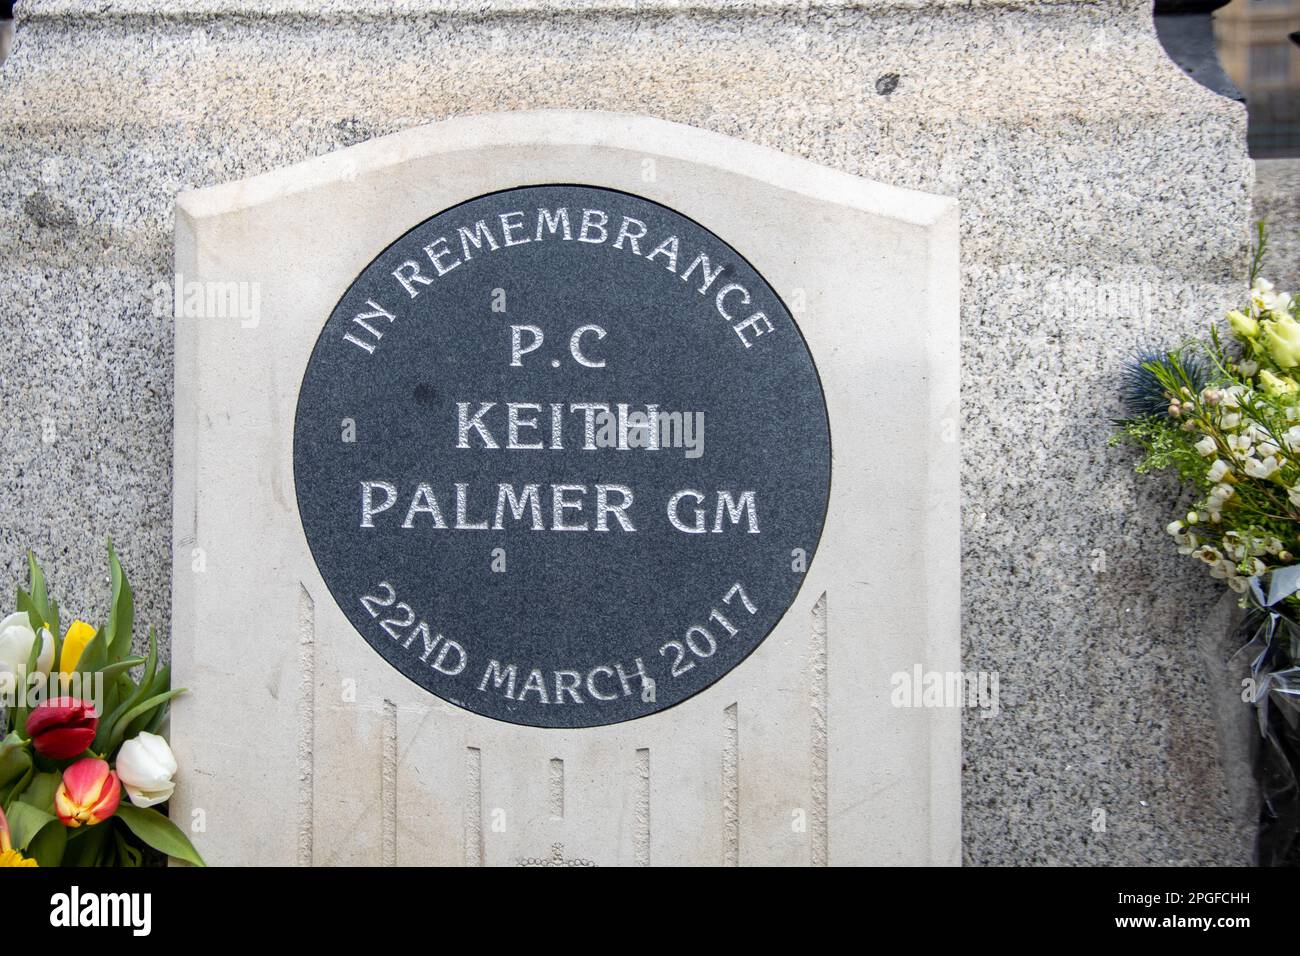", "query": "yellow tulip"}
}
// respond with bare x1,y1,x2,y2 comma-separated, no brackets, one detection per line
59,620,96,677
1264,315,1300,369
